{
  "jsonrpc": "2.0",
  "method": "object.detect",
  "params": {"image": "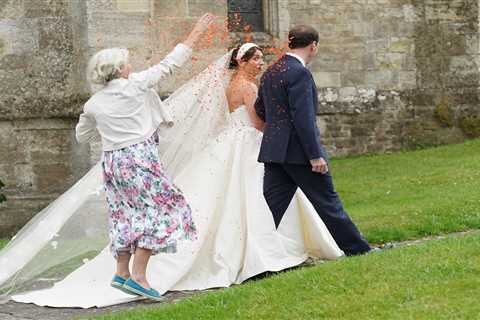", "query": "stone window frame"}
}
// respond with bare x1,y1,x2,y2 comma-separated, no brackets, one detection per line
229,0,290,46
262,0,288,38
